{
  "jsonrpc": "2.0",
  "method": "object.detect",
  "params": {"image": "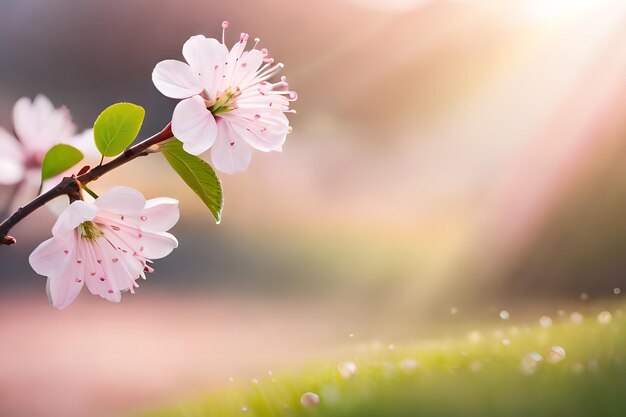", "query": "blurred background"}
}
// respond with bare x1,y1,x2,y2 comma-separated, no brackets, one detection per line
0,0,625,416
